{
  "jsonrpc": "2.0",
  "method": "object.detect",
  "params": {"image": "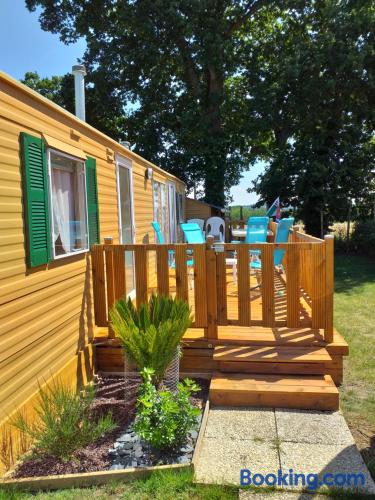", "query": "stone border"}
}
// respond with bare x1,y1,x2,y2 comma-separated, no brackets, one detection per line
0,464,191,492
192,400,209,466
0,401,210,492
